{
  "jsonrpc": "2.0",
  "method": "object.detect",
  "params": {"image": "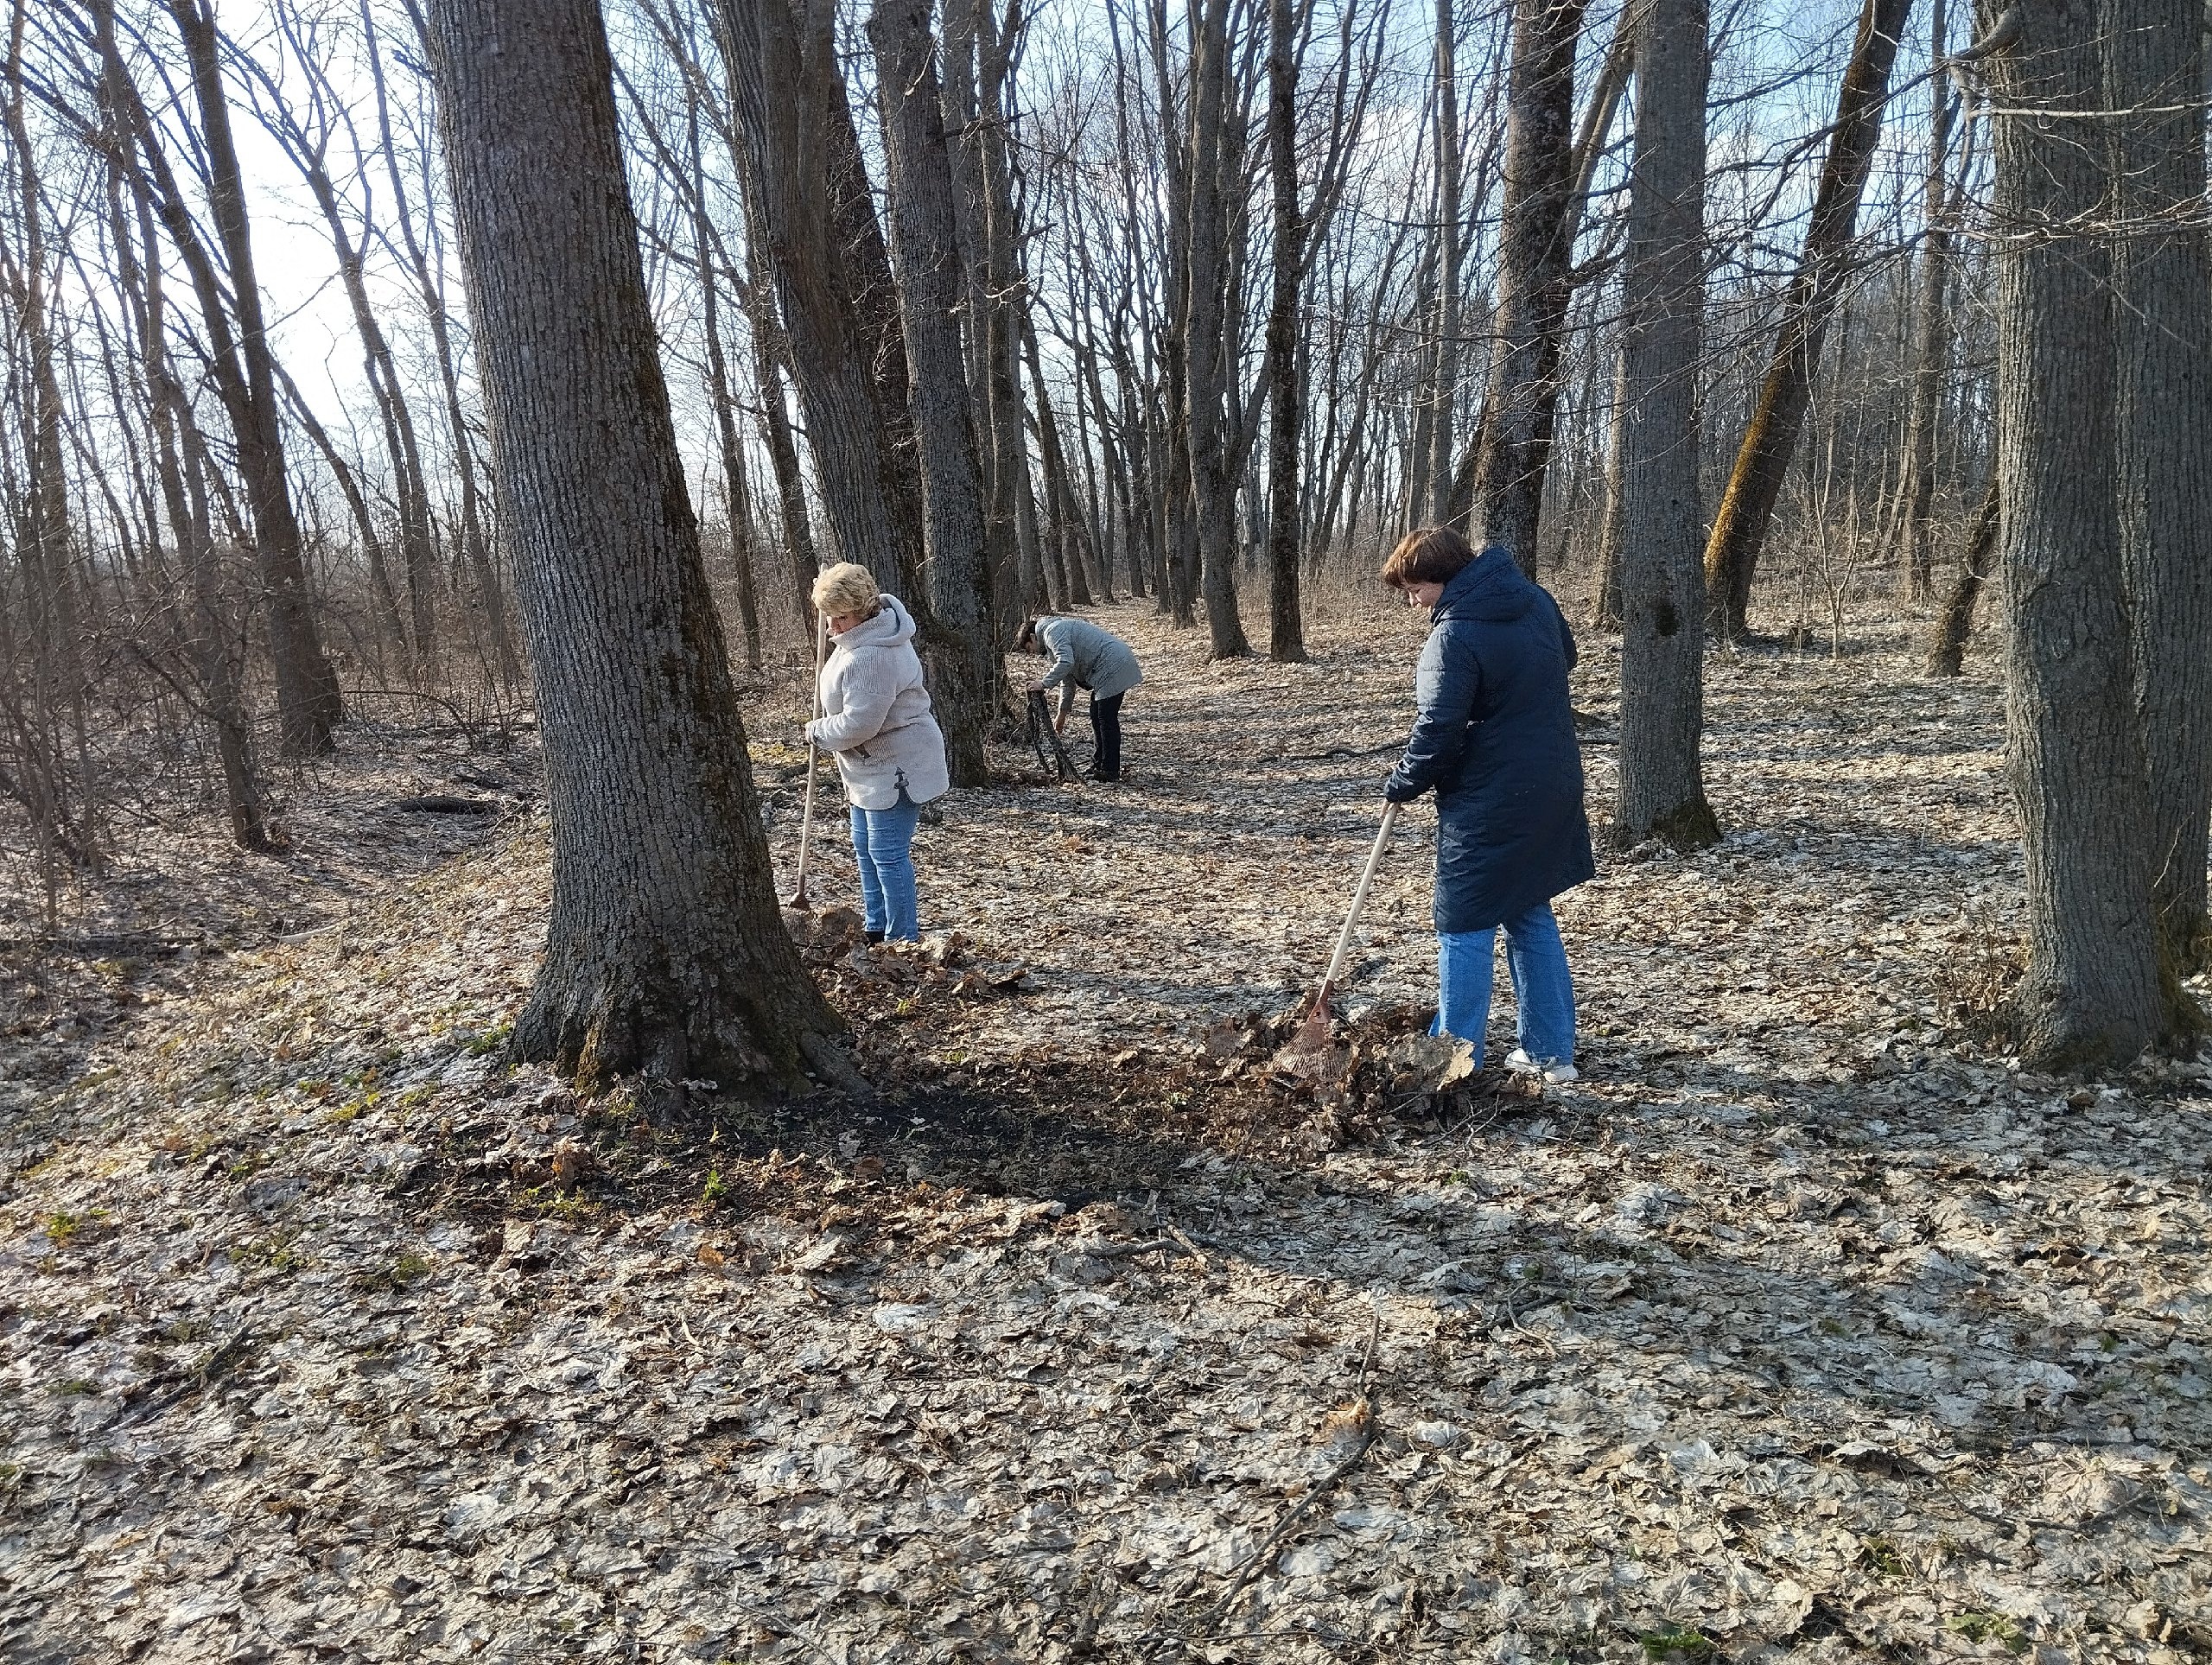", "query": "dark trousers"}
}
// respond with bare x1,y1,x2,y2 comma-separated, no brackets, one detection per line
1090,692,1124,780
